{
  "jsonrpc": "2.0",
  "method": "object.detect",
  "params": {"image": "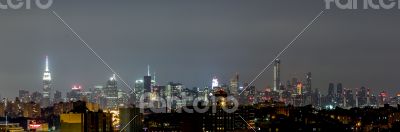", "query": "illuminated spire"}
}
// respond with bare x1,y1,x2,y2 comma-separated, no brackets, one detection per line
42,55,52,107
110,74,116,81
43,56,52,81
147,65,150,76
45,56,49,72
153,72,156,85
